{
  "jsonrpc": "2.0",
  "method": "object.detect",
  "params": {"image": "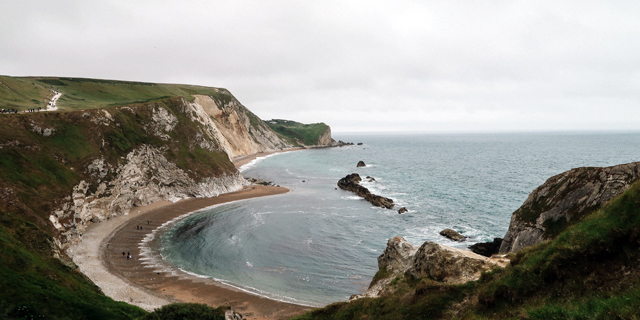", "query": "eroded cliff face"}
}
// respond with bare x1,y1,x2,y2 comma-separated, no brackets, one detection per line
189,94,291,158
317,126,334,146
500,162,640,253
50,144,245,249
